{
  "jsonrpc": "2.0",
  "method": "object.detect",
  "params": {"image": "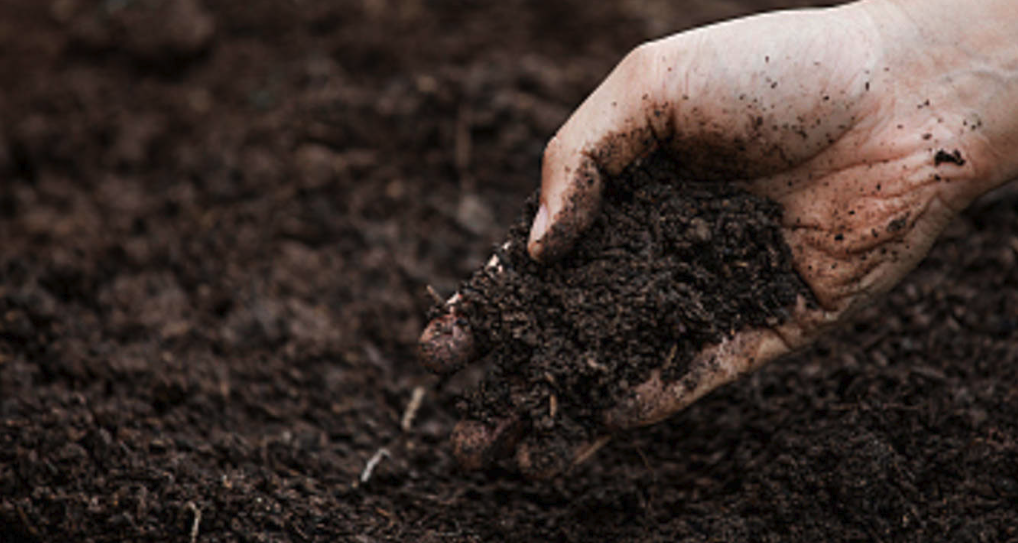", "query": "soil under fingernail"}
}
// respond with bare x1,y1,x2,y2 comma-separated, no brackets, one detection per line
446,149,815,458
